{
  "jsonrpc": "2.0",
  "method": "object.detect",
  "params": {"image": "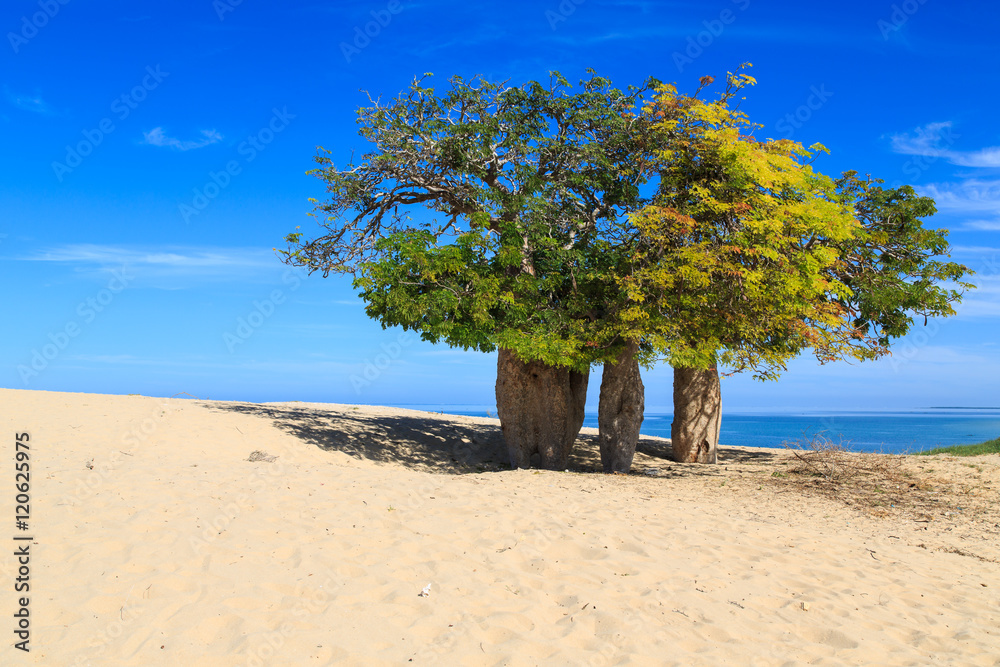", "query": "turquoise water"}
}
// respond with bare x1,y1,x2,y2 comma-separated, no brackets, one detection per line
391,405,1000,454
637,410,1000,453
